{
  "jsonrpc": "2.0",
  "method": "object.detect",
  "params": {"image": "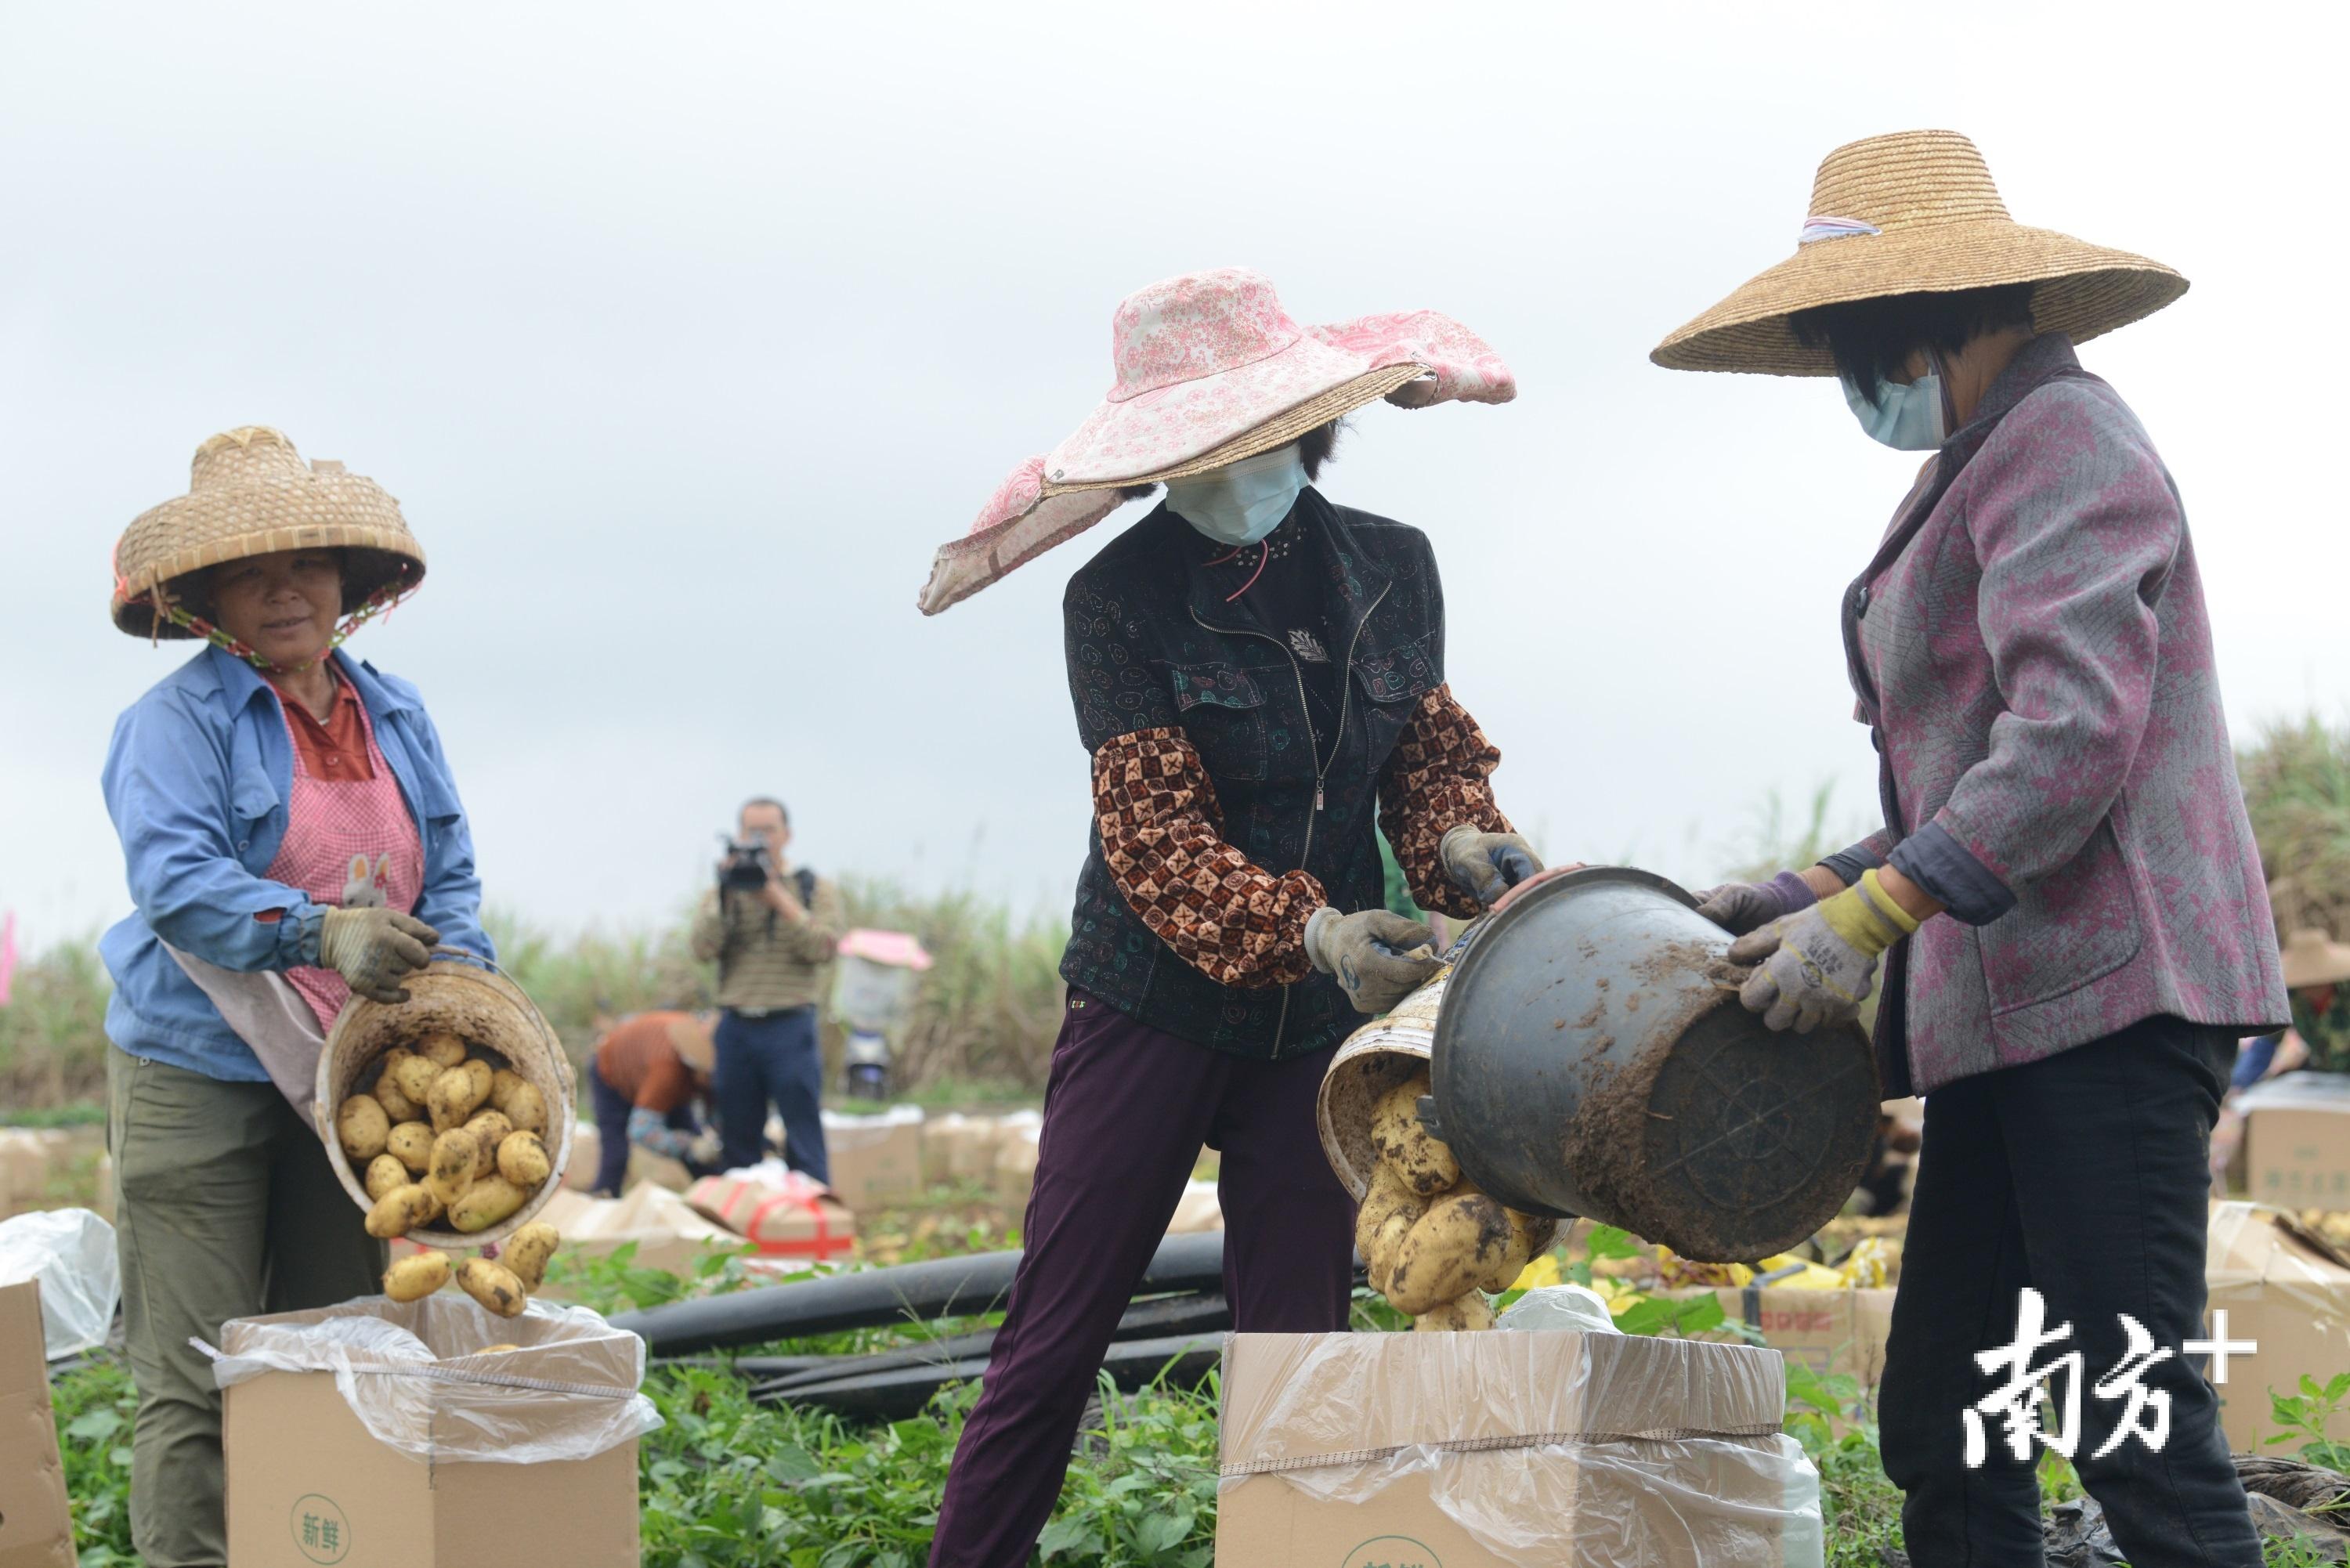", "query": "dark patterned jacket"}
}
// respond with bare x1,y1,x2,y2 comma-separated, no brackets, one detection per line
1059,489,1512,1060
